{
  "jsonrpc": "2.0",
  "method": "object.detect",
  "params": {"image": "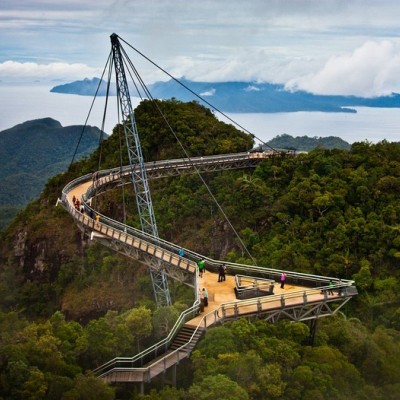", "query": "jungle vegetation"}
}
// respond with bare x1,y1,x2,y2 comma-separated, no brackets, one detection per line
1,99,400,399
